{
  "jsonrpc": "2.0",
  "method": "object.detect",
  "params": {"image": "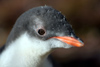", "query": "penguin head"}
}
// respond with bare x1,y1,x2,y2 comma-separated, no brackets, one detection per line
6,6,84,50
